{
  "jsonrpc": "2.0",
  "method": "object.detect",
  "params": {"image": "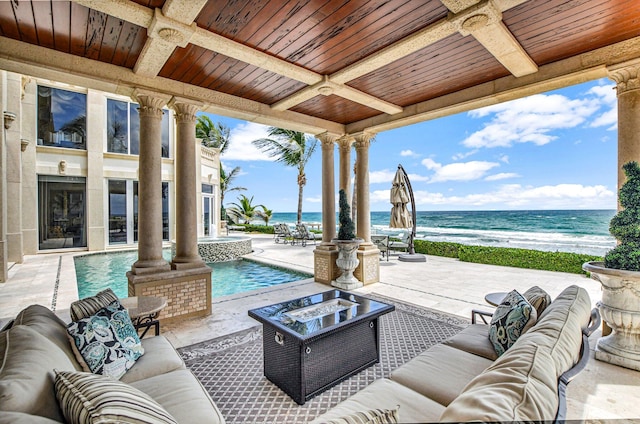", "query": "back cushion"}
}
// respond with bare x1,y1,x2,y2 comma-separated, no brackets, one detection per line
0,325,77,421
14,304,81,369
70,288,119,321
440,337,559,422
